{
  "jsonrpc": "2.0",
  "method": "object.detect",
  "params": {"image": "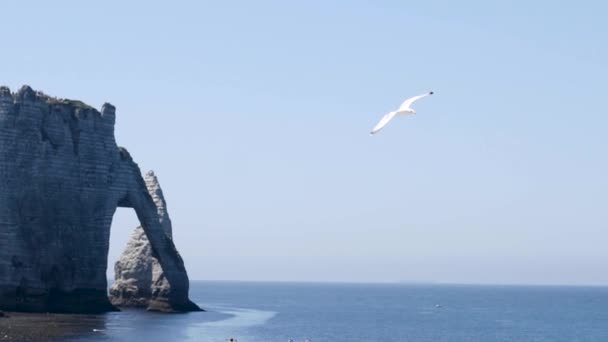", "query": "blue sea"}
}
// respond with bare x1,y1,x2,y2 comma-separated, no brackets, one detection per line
66,282,608,342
